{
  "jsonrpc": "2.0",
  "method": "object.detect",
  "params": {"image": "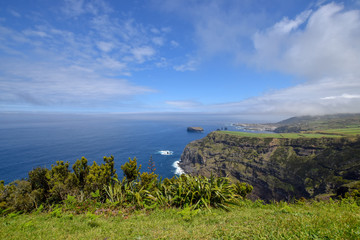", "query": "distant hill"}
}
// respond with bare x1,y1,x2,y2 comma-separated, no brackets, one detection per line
274,113,360,133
